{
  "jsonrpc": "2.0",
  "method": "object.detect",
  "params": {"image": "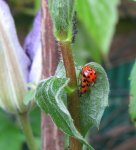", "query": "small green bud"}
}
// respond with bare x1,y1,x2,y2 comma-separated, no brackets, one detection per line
48,0,75,42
